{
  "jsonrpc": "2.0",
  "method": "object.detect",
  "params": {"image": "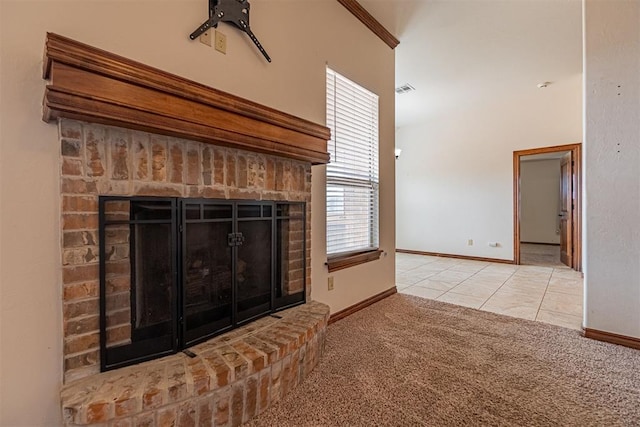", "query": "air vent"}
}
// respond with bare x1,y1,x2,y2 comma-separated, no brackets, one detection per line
395,84,415,94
